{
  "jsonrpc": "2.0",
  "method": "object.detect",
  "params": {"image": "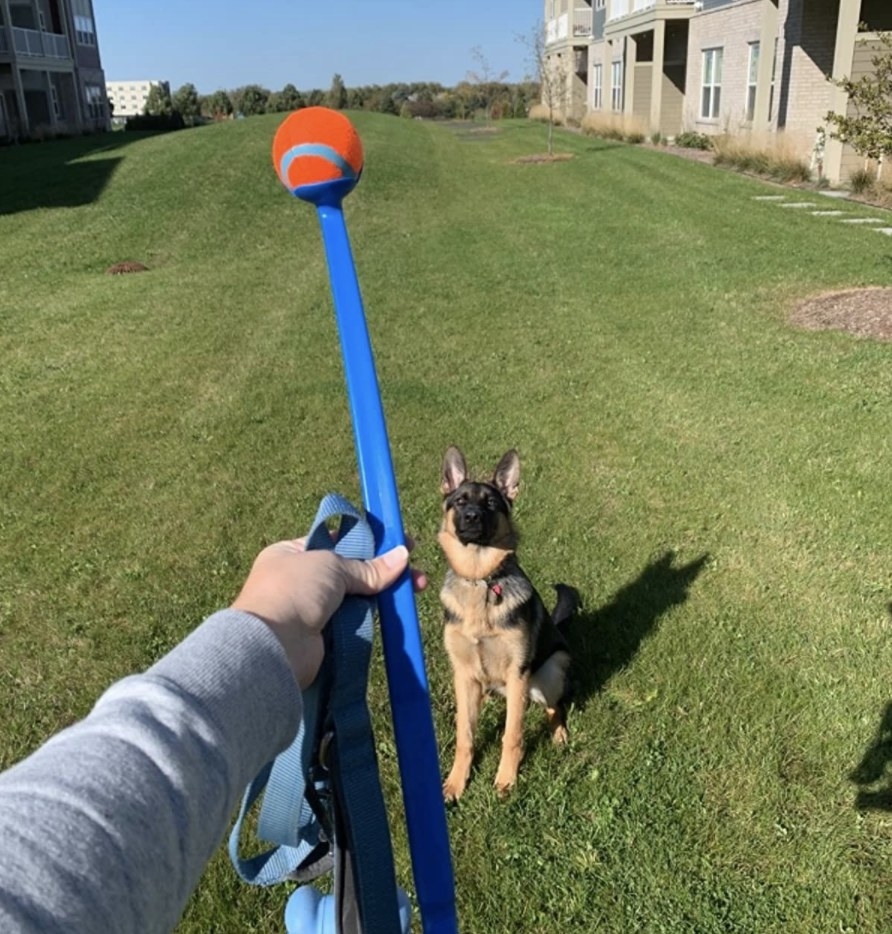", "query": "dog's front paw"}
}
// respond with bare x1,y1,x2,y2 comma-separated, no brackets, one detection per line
552,724,569,745
493,770,517,799
443,773,467,803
